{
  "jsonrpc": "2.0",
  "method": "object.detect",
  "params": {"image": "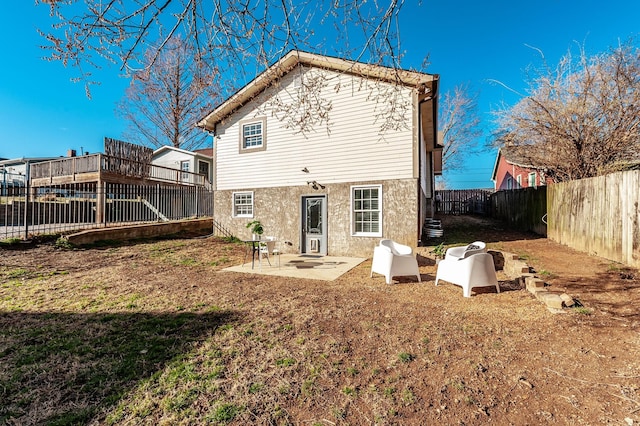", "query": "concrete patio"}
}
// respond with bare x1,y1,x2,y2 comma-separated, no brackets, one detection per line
222,254,367,281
